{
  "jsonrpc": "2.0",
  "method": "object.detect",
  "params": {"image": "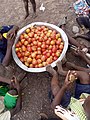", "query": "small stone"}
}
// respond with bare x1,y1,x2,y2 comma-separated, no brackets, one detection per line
72,26,79,34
